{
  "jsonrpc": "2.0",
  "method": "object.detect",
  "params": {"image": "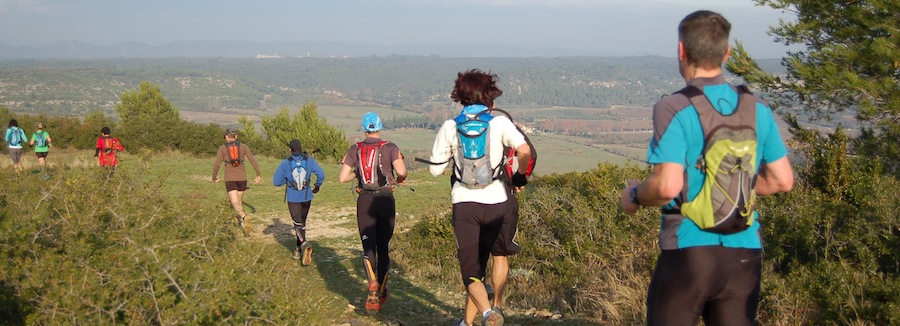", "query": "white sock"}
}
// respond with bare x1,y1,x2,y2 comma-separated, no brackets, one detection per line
458,320,468,326
482,309,492,319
